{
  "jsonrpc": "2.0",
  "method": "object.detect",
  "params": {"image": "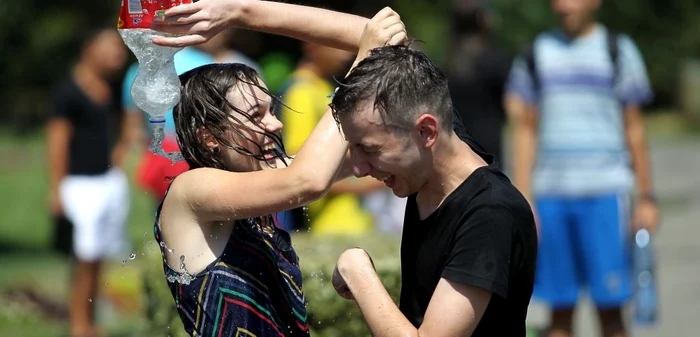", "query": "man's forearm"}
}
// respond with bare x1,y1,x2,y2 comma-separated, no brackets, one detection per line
506,96,538,200
625,106,653,197
513,125,536,199
46,120,70,192
344,267,417,337
238,1,367,52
